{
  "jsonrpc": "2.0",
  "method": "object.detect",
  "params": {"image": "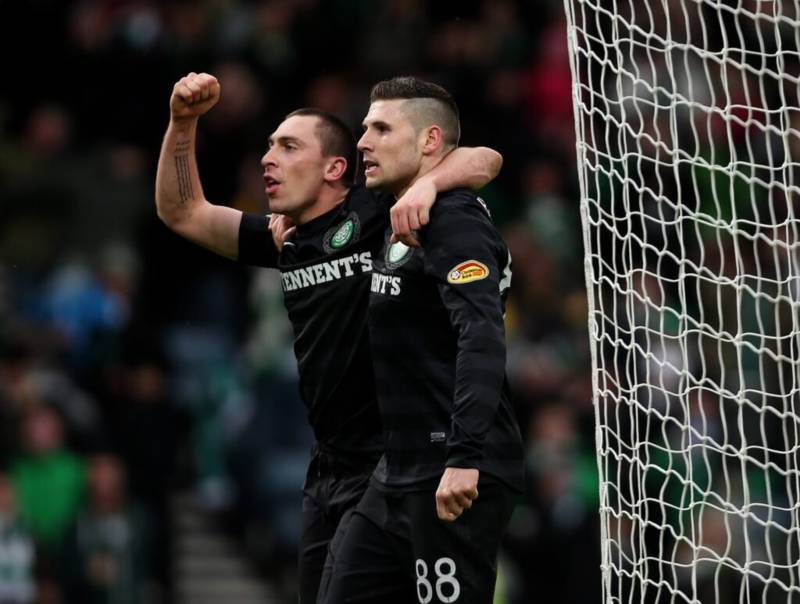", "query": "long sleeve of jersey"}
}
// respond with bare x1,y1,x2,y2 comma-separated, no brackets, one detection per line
421,196,510,469
237,213,279,268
